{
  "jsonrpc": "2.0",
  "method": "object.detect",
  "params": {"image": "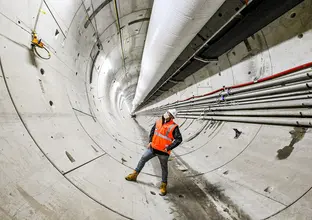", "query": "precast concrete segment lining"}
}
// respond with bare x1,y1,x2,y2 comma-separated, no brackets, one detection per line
1,0,312,219
137,1,312,218
2,0,152,219
0,58,130,219
84,0,112,28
